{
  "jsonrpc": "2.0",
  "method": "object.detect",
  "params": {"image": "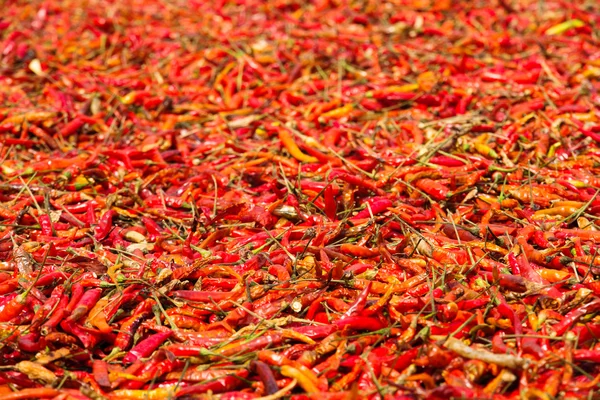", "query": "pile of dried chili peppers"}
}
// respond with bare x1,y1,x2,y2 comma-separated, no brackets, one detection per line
2,0,600,398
